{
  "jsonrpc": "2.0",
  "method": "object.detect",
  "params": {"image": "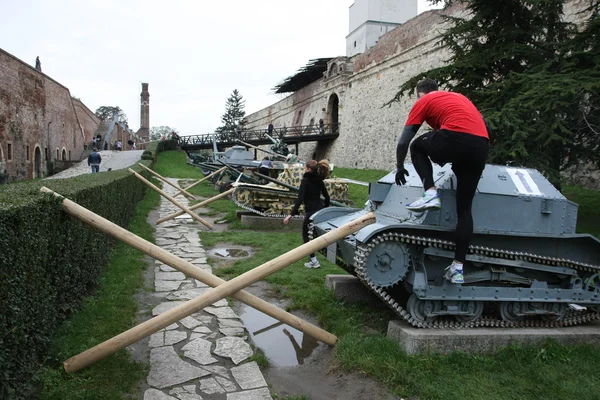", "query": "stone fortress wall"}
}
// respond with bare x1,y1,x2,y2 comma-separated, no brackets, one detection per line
0,48,96,181
244,0,590,172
